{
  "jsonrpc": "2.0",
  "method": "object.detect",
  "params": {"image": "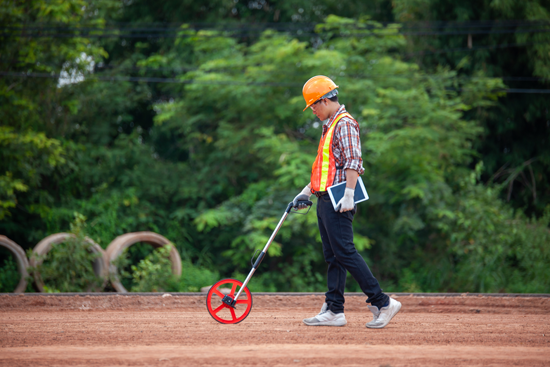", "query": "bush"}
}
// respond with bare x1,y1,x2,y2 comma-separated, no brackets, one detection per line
128,245,177,292
404,167,550,293
116,244,221,292
0,257,19,292
27,213,103,292
177,260,220,292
